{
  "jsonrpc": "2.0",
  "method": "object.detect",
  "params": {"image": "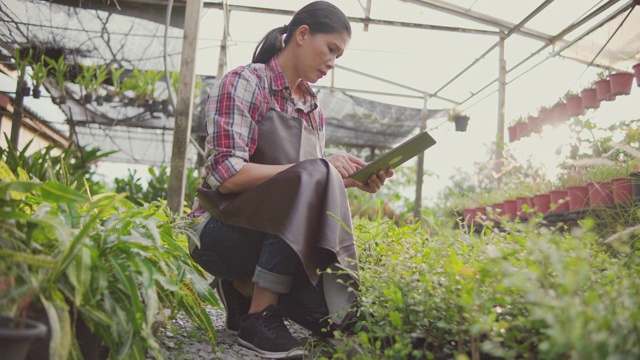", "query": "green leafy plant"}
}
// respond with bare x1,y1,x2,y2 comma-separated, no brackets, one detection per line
0,162,218,359
13,48,33,96
45,55,70,100
30,55,50,98
107,66,127,100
